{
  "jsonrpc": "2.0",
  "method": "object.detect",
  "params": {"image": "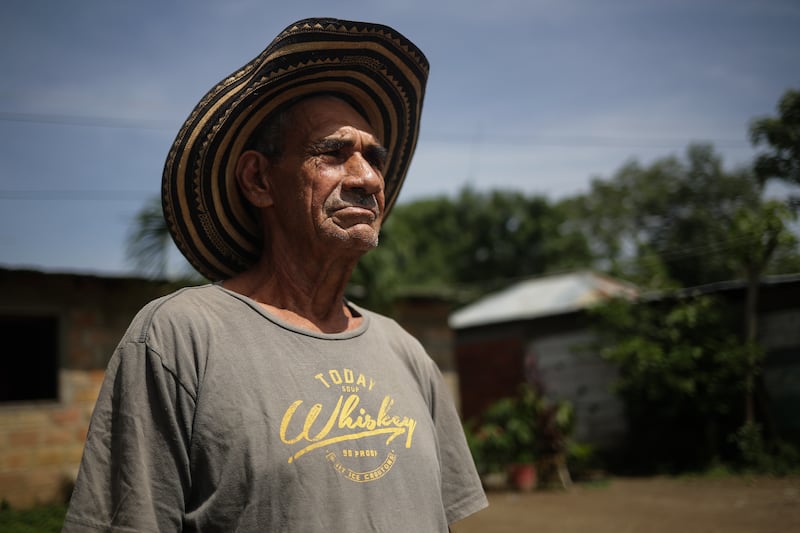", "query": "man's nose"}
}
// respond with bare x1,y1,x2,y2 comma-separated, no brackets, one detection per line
343,152,383,194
